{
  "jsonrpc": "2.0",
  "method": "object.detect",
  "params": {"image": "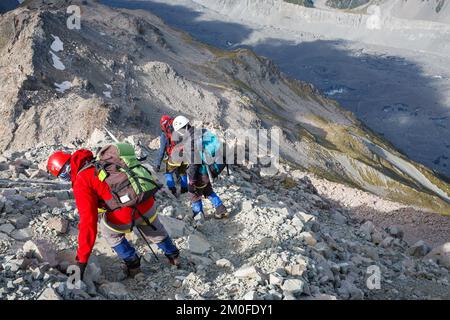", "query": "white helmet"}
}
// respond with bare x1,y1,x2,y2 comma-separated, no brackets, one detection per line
173,115,190,132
